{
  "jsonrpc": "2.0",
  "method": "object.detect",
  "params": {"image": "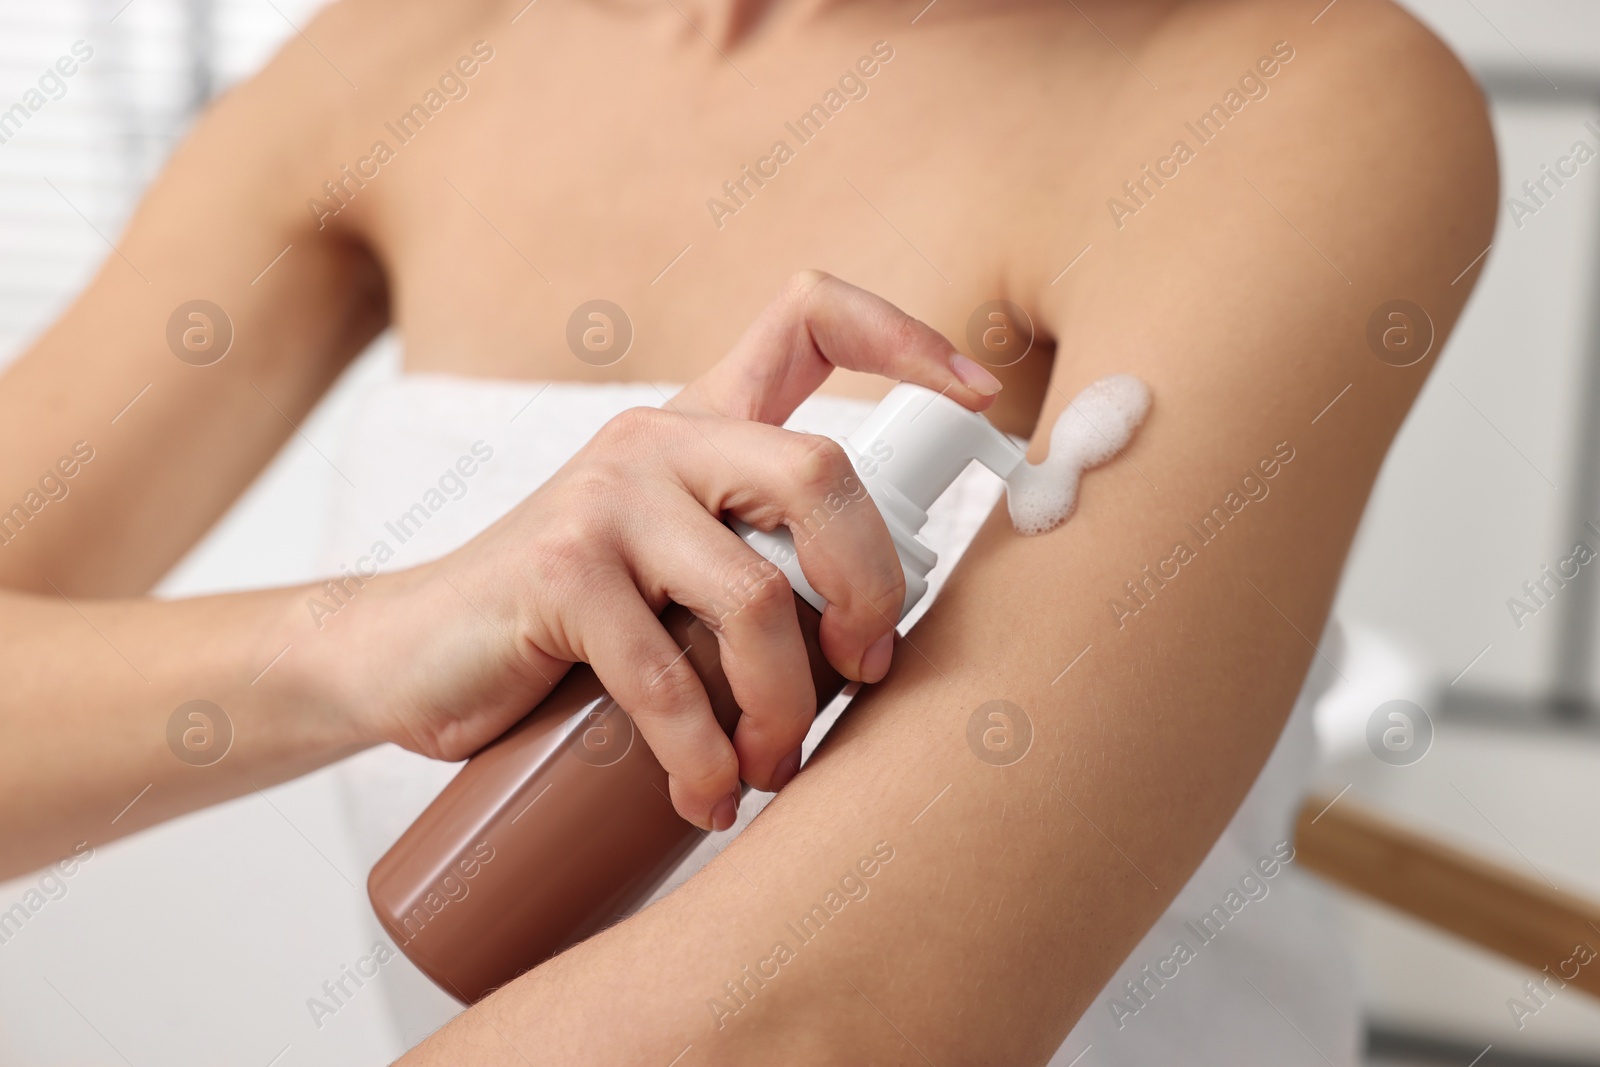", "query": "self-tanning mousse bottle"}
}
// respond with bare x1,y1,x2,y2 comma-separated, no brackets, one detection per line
368,383,1028,1004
